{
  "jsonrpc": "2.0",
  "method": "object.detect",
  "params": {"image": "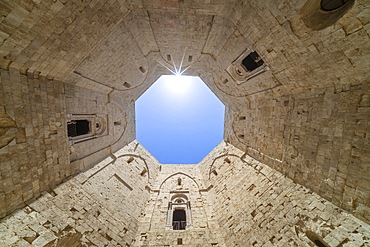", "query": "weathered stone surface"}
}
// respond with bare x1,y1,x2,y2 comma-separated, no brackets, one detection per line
0,0,369,246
